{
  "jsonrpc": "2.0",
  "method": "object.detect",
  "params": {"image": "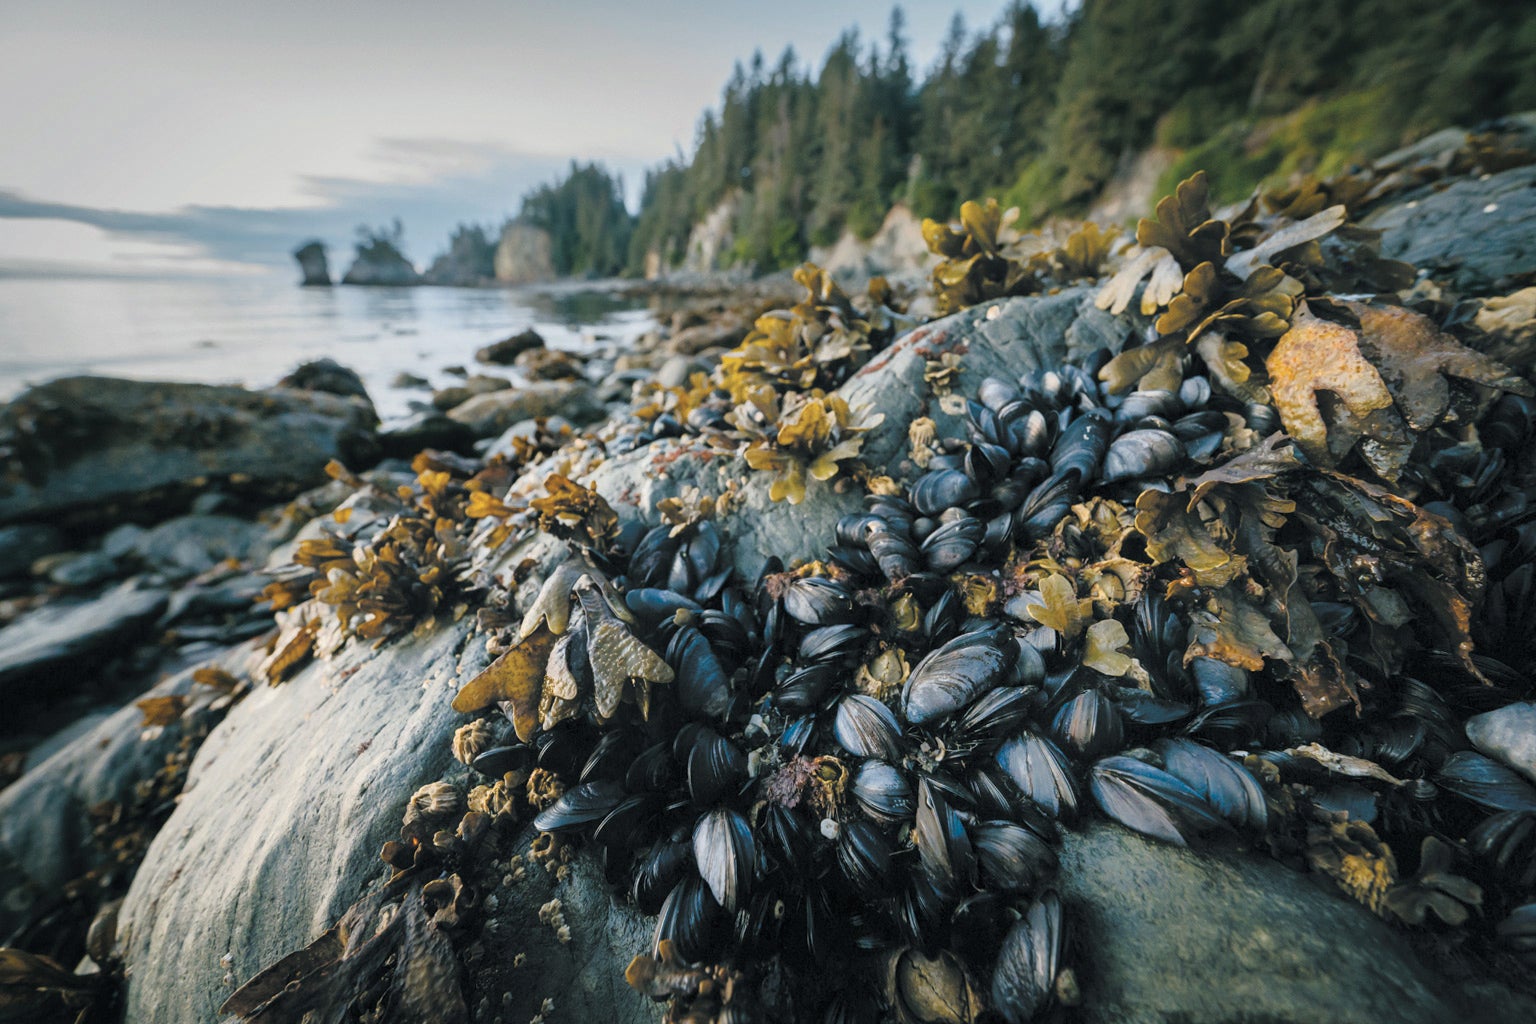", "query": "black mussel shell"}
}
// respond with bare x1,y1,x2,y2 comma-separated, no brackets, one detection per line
972,820,1057,893
625,587,702,621
1497,902,1536,965
953,686,1035,749
835,694,905,761
912,469,980,517
801,623,869,663
533,779,626,833
594,793,661,847
996,732,1080,820
966,441,1013,486
1049,413,1110,483
580,729,642,784
668,624,732,722
979,376,1022,413
897,872,952,954
1114,389,1180,424
1015,472,1077,541
774,662,840,712
1436,751,1536,812
654,873,727,963
759,801,815,870
1101,428,1186,483
1191,657,1248,707
903,626,1018,726
1155,738,1266,830
783,576,859,626
625,741,677,793
1089,754,1225,846
837,512,878,547
686,727,747,805
469,744,530,779
990,891,1063,1024
868,527,921,582
632,834,691,914
829,543,882,579
914,777,976,895
533,722,598,777
836,819,894,895
1470,810,1536,889
1050,689,1125,761
693,807,755,912
629,526,677,589
921,514,985,573
853,759,915,825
